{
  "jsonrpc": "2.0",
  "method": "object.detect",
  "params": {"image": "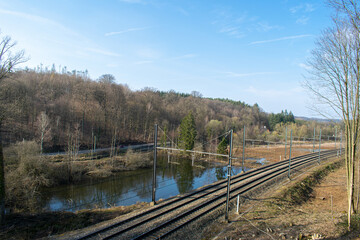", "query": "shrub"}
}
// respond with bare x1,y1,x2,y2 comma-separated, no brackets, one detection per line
124,149,151,169
5,141,51,212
